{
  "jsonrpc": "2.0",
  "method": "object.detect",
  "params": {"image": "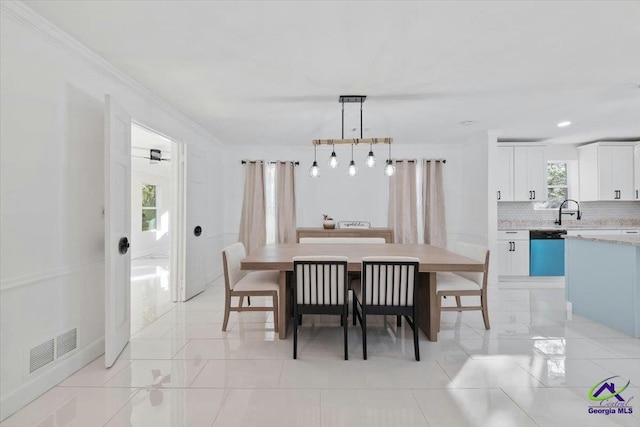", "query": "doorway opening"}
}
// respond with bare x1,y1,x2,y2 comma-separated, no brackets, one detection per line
130,123,184,334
